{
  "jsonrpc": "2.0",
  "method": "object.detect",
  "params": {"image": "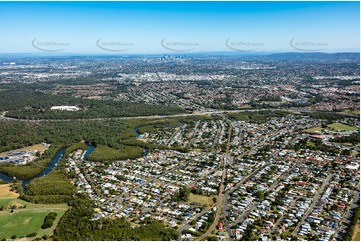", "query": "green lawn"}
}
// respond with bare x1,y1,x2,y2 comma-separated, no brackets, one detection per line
327,123,358,131
306,141,316,148
304,127,324,133
338,109,360,116
0,198,28,208
0,187,68,240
